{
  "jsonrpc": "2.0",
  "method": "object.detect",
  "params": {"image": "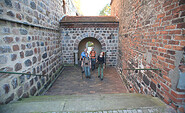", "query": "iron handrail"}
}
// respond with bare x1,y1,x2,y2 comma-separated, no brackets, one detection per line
123,68,160,70
123,68,162,76
0,71,44,76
